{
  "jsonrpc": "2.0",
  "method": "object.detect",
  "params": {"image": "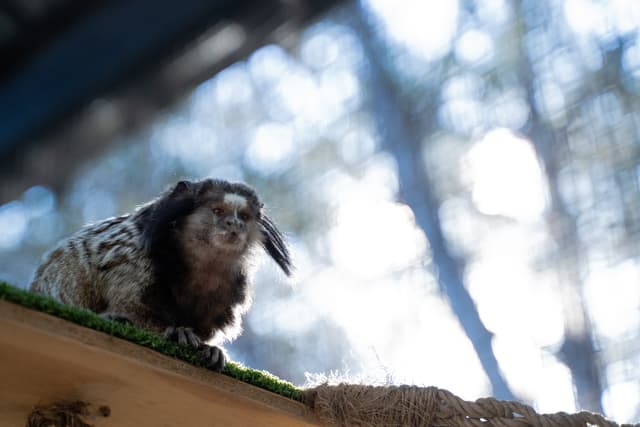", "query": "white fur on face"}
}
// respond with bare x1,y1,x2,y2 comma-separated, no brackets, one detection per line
223,193,248,209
